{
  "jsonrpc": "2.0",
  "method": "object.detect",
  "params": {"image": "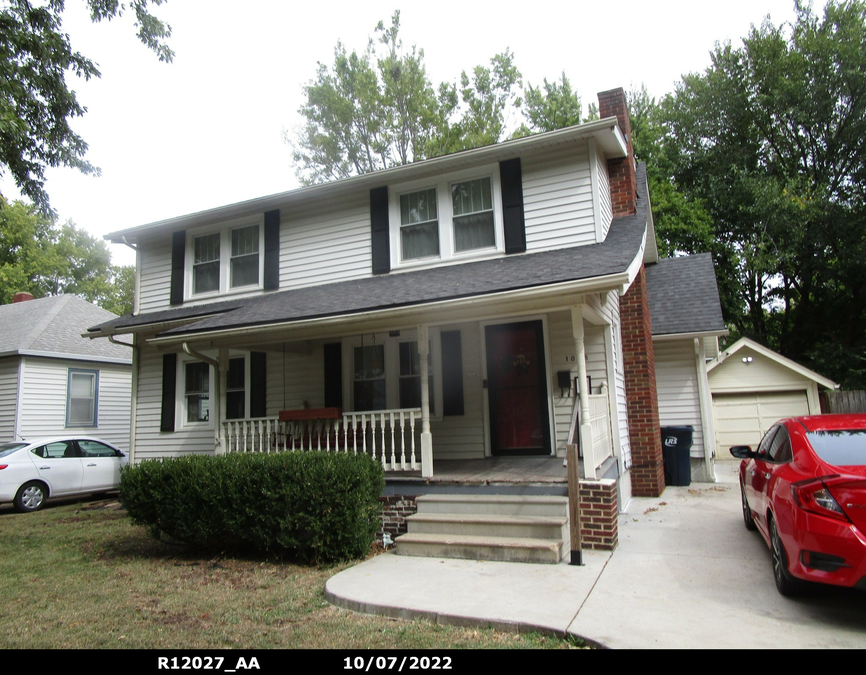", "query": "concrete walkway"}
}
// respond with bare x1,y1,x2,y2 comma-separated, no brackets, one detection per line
325,462,866,648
